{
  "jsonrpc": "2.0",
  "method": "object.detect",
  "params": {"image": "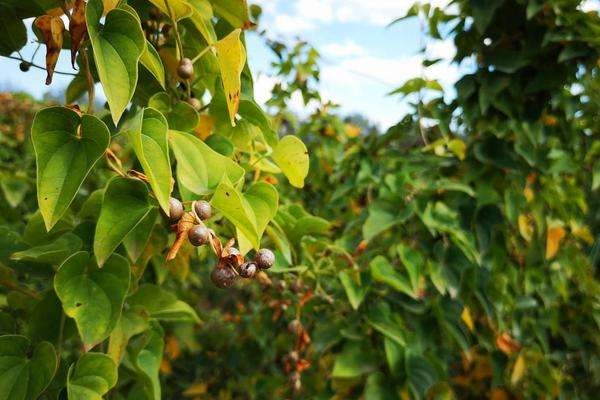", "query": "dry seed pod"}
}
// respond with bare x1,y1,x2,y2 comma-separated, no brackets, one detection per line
211,266,238,289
